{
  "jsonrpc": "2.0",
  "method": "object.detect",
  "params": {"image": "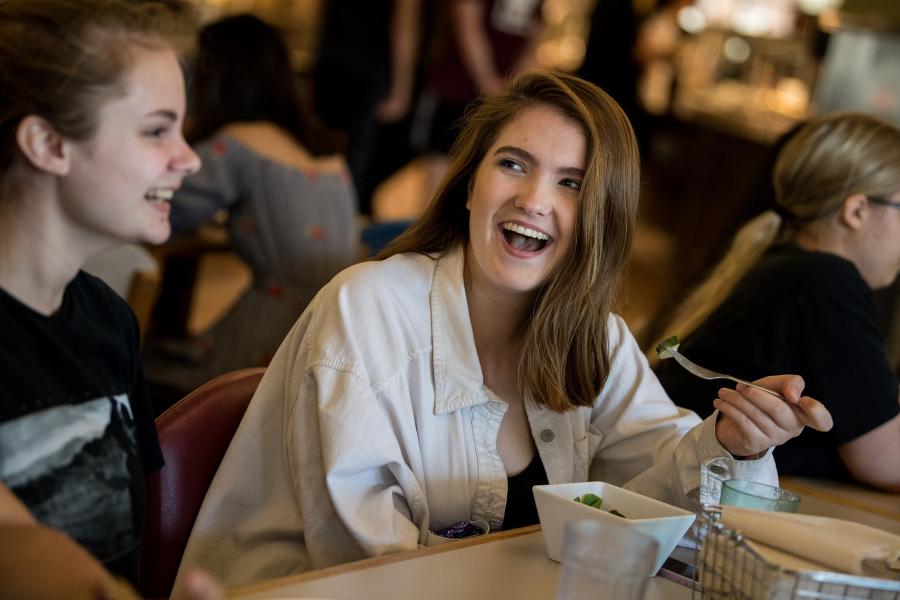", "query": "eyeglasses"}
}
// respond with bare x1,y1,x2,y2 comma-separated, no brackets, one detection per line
868,195,900,211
